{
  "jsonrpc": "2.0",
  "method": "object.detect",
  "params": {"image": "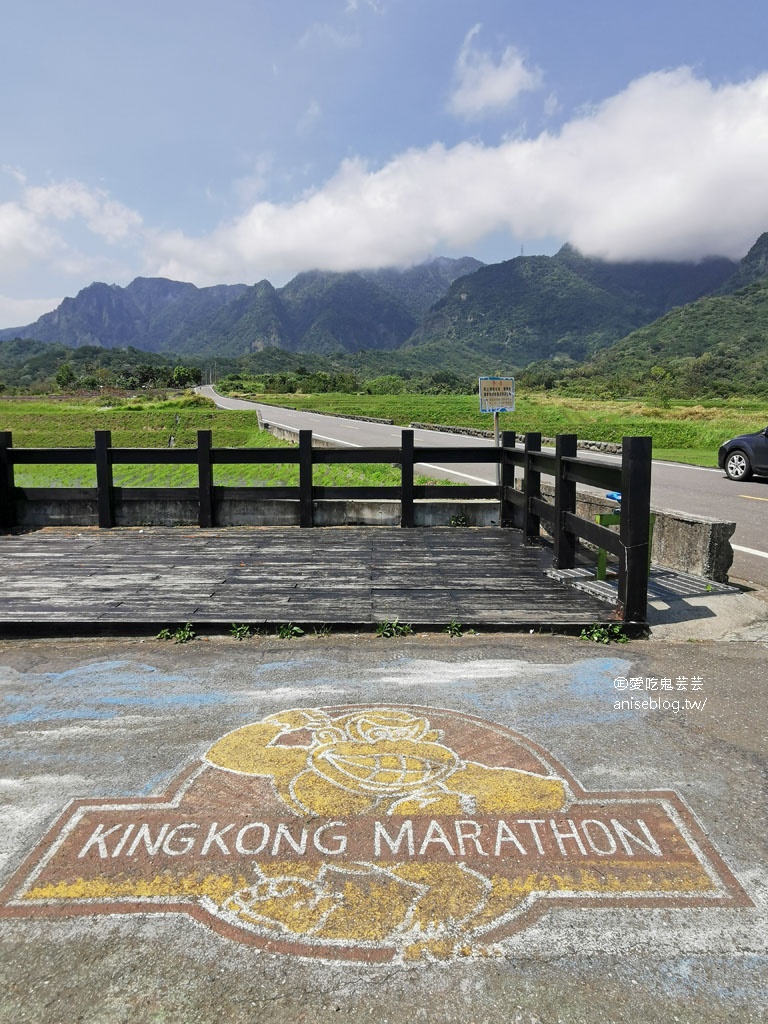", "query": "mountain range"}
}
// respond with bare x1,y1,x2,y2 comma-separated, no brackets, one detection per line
0,257,483,358
2,236,767,390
